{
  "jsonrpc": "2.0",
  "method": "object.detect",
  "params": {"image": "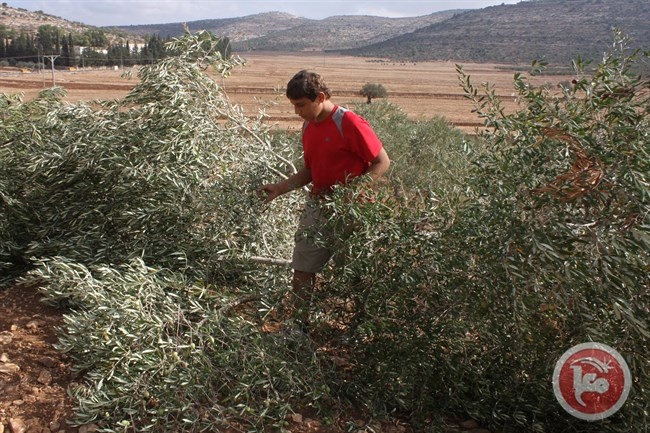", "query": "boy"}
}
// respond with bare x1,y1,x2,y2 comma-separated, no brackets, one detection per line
258,70,390,322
